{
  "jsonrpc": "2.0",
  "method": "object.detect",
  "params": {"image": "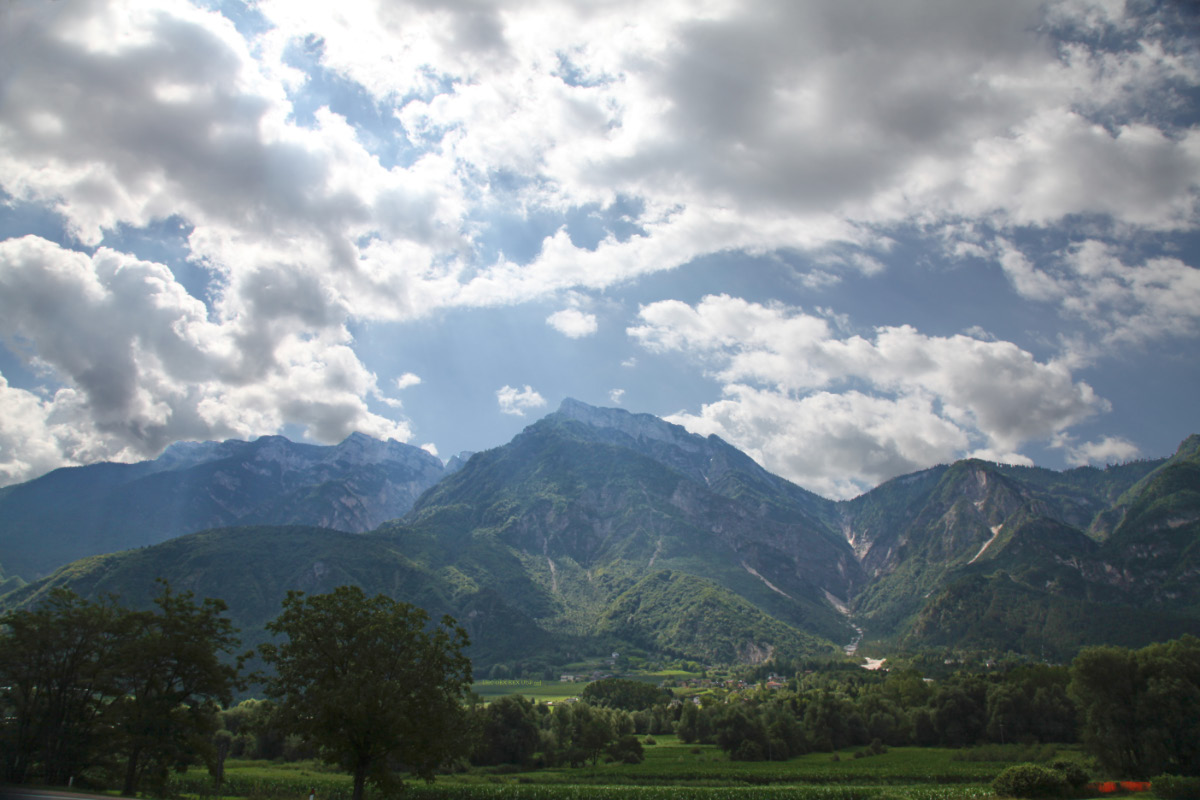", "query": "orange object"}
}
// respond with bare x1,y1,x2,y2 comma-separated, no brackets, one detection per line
1086,779,1151,794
